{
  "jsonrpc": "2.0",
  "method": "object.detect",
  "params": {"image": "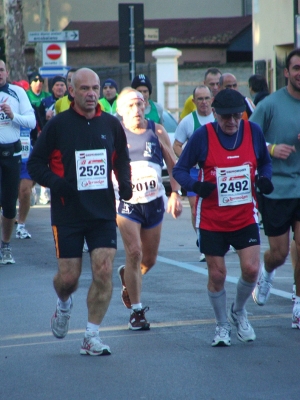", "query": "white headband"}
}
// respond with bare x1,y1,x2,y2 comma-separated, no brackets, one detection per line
117,91,145,111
